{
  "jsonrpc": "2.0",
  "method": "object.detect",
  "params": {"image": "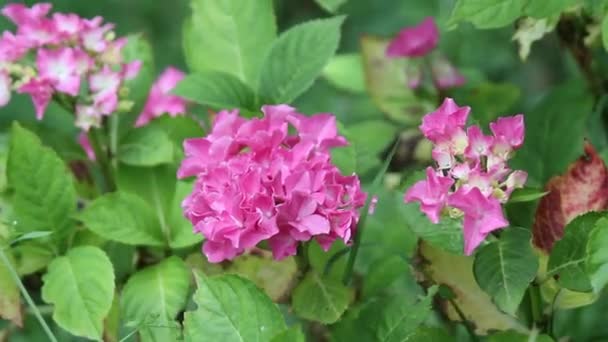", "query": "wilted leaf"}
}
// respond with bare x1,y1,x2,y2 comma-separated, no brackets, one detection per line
533,142,608,252
0,248,22,326
512,17,556,60
225,252,297,302
419,242,526,335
